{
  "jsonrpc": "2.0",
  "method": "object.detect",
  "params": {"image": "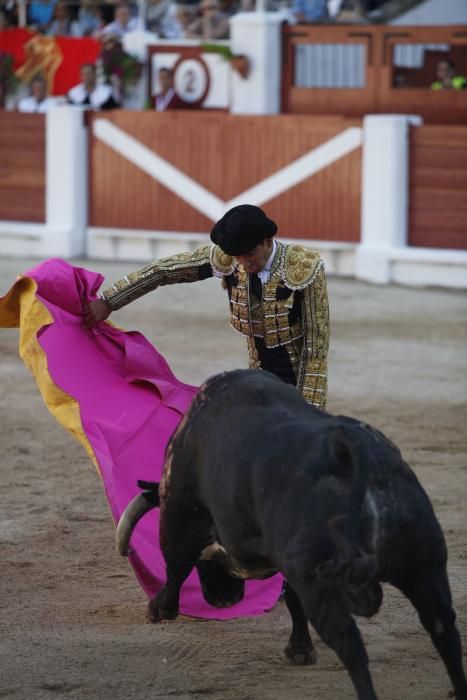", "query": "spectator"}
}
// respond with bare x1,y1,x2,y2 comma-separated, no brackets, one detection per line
102,2,139,38
186,0,230,40
335,0,367,22
27,0,57,32
98,1,115,26
0,9,8,30
291,0,329,22
17,74,59,112
67,63,120,109
239,0,294,10
431,59,466,91
173,3,199,38
153,66,188,110
218,0,239,15
1,1,19,28
146,0,176,36
46,1,81,36
77,0,103,36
